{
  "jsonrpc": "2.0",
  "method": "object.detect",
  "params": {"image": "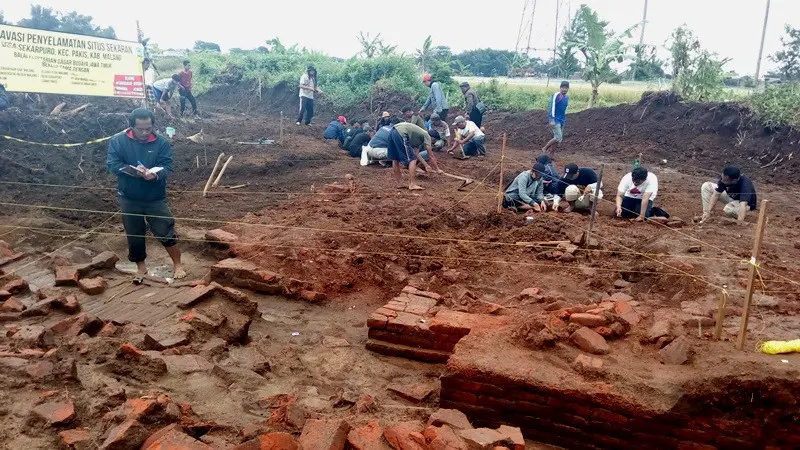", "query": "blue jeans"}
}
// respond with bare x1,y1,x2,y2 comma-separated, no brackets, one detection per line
464,135,486,156
621,197,653,219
